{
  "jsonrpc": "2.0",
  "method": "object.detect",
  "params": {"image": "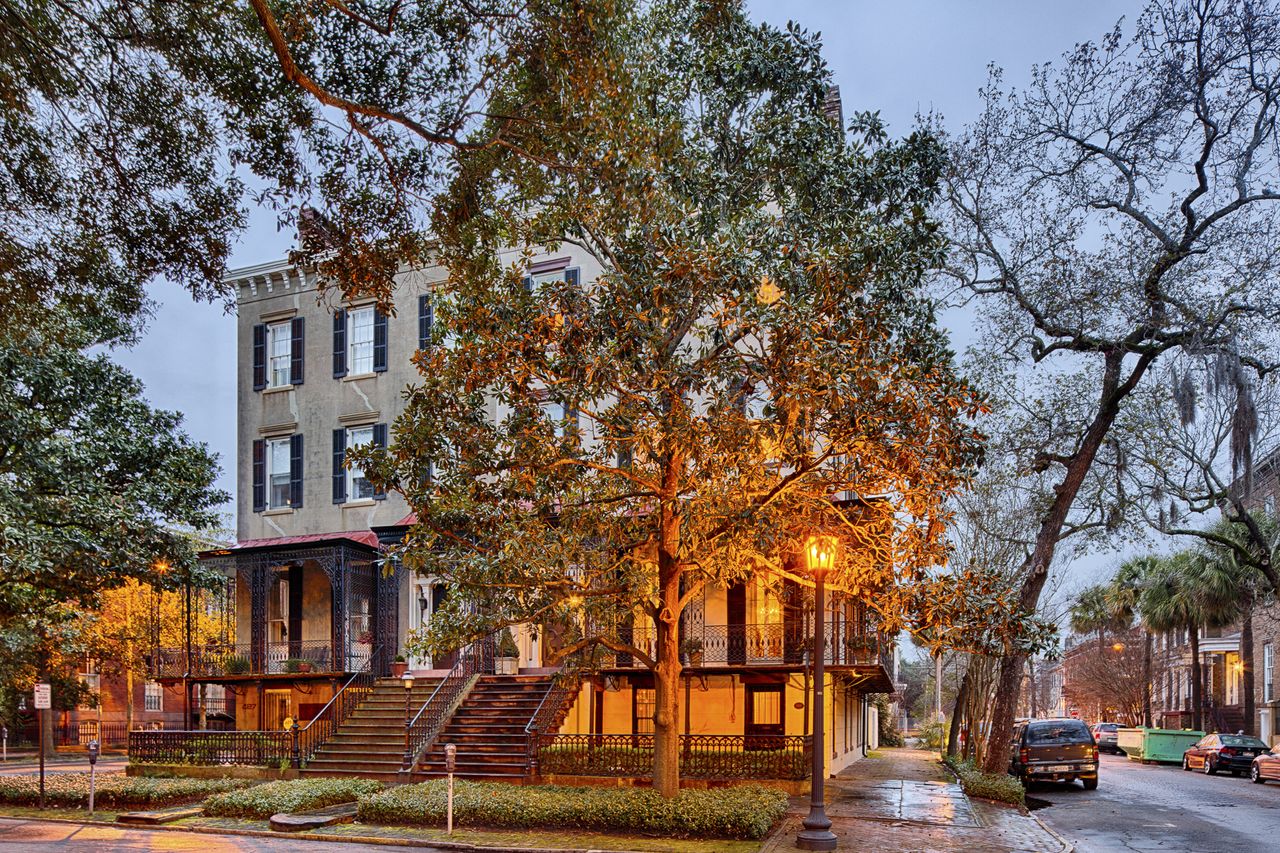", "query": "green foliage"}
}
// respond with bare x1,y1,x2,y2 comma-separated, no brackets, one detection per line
942,755,1024,807
917,720,946,750
874,695,904,748
223,656,251,676
204,778,384,819
536,744,808,780
497,627,519,658
0,774,249,809
357,780,789,839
